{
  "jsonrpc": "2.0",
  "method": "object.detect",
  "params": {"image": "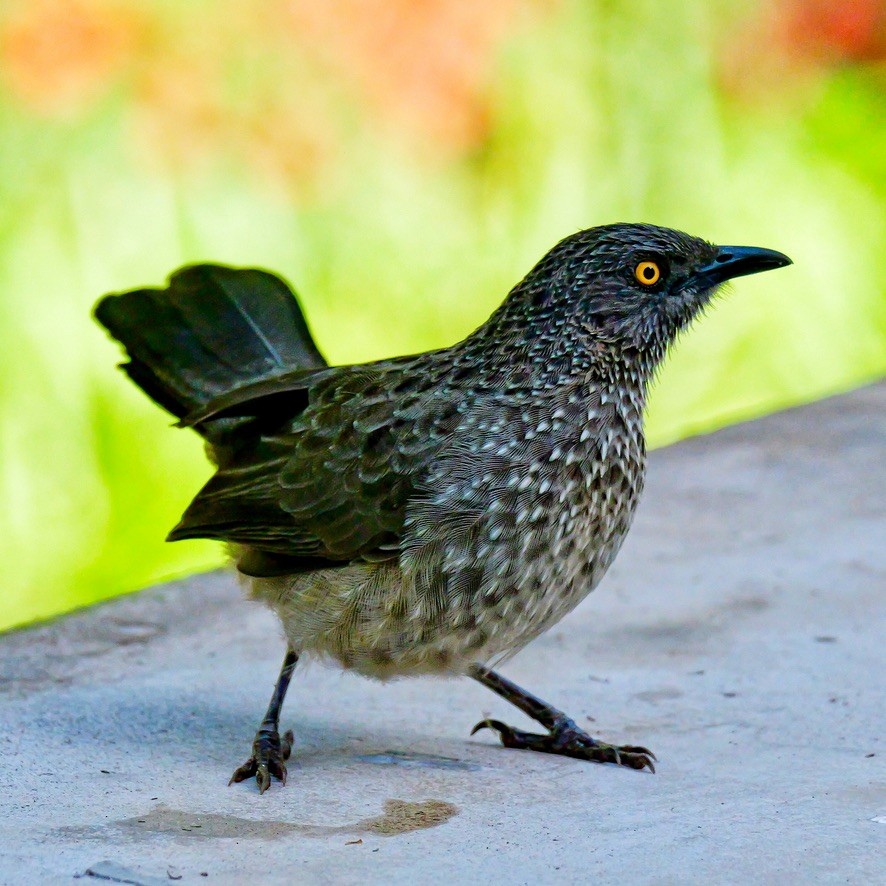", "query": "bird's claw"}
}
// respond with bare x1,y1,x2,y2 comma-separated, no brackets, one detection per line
472,716,656,773
229,728,294,793
471,718,511,738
